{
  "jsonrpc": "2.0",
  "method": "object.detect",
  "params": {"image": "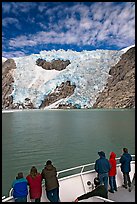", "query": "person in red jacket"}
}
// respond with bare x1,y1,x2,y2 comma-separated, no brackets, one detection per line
26,166,42,202
108,152,117,193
